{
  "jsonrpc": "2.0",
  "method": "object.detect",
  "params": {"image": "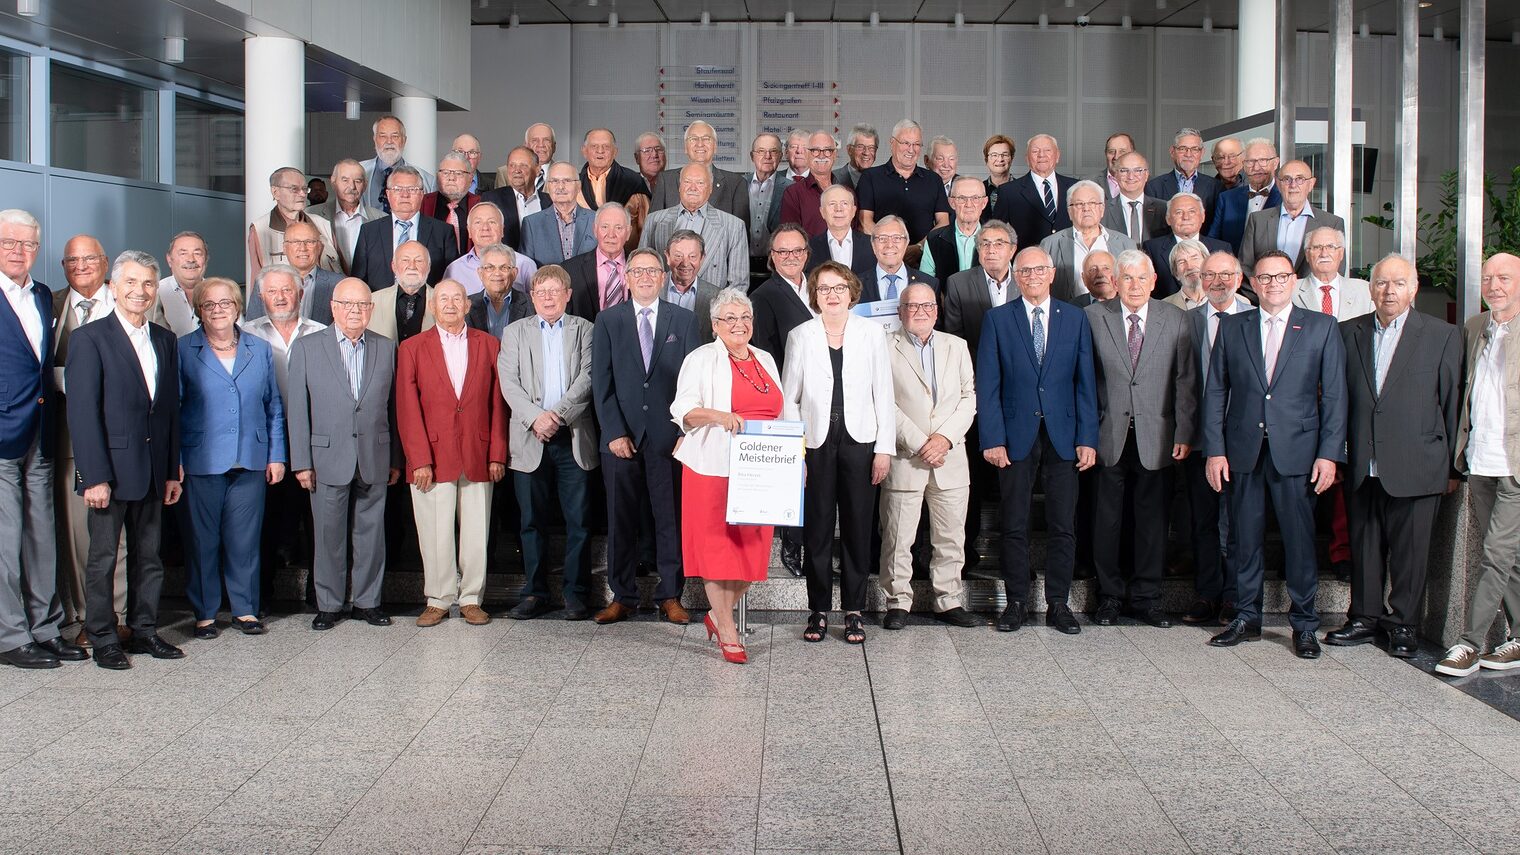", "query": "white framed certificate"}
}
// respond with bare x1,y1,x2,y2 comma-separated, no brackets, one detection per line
725,420,806,526
852,298,901,333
